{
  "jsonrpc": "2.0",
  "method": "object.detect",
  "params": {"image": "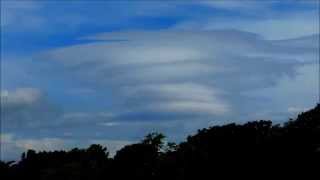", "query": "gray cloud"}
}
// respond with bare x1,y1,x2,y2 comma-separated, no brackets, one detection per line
1,88,61,130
